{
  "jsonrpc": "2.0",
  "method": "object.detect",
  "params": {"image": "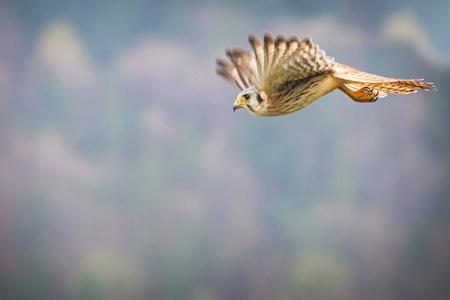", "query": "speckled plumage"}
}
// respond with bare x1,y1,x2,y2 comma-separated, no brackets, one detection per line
216,33,436,116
